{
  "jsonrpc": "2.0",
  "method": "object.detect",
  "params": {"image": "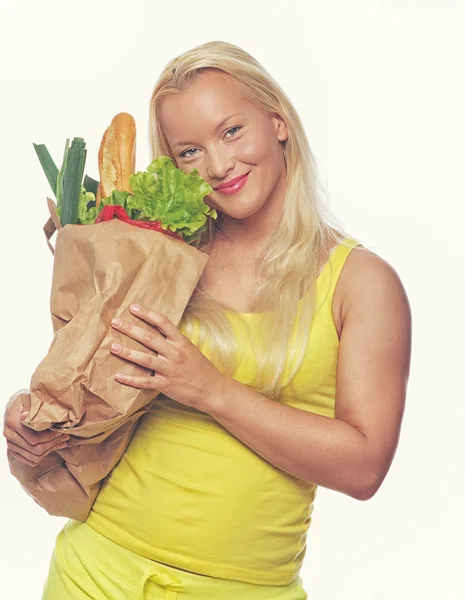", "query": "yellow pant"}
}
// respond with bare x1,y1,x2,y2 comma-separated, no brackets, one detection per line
42,519,308,599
